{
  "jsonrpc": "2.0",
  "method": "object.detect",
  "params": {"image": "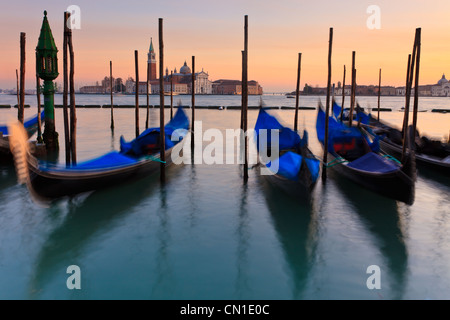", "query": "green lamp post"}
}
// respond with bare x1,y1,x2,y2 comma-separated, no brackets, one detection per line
36,10,59,151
